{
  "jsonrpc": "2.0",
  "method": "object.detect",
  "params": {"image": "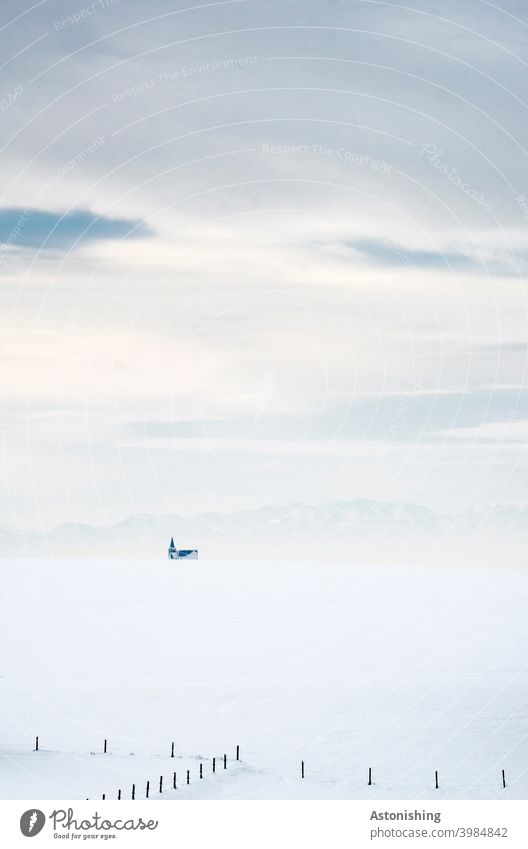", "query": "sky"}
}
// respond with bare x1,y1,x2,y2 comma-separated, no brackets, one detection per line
1,0,528,536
